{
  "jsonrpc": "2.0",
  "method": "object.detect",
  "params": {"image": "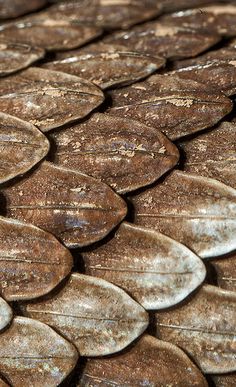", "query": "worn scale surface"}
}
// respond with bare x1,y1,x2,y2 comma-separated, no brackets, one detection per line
0,216,73,301
0,67,104,132
0,14,102,52
170,47,236,96
160,4,236,37
131,170,236,258
0,0,235,386
47,0,163,30
0,113,49,184
83,221,206,310
0,42,44,77
179,122,236,189
1,161,127,248
155,285,236,373
43,43,165,89
24,273,149,356
79,334,208,387
104,20,221,59
211,253,236,292
0,317,78,387
108,74,232,140
50,113,179,193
